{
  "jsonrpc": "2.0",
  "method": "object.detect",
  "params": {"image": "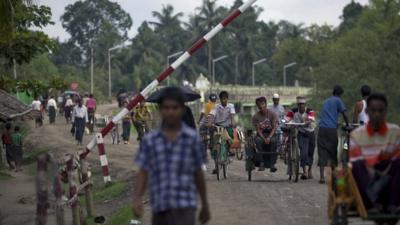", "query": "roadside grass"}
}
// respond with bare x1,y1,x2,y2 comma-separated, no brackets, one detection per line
80,181,128,204
95,181,128,202
0,171,14,180
86,205,135,225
